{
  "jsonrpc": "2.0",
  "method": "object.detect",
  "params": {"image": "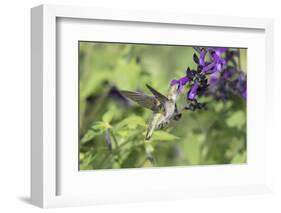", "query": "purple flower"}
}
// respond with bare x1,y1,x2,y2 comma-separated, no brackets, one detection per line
169,46,245,109
187,82,199,100
201,47,227,74
206,67,247,100
212,53,226,72
170,76,190,92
